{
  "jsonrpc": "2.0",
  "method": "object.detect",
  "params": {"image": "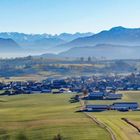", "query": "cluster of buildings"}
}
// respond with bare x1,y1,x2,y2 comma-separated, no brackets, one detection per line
0,73,140,96
72,90,140,112
0,73,140,112
77,91,140,112
83,92,122,100
85,102,139,112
